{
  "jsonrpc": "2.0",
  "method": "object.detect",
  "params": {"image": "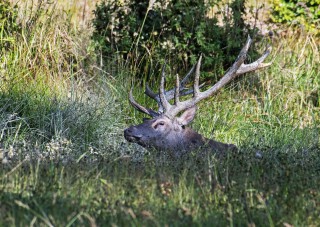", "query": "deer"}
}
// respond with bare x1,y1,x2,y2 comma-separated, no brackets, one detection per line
124,36,272,159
